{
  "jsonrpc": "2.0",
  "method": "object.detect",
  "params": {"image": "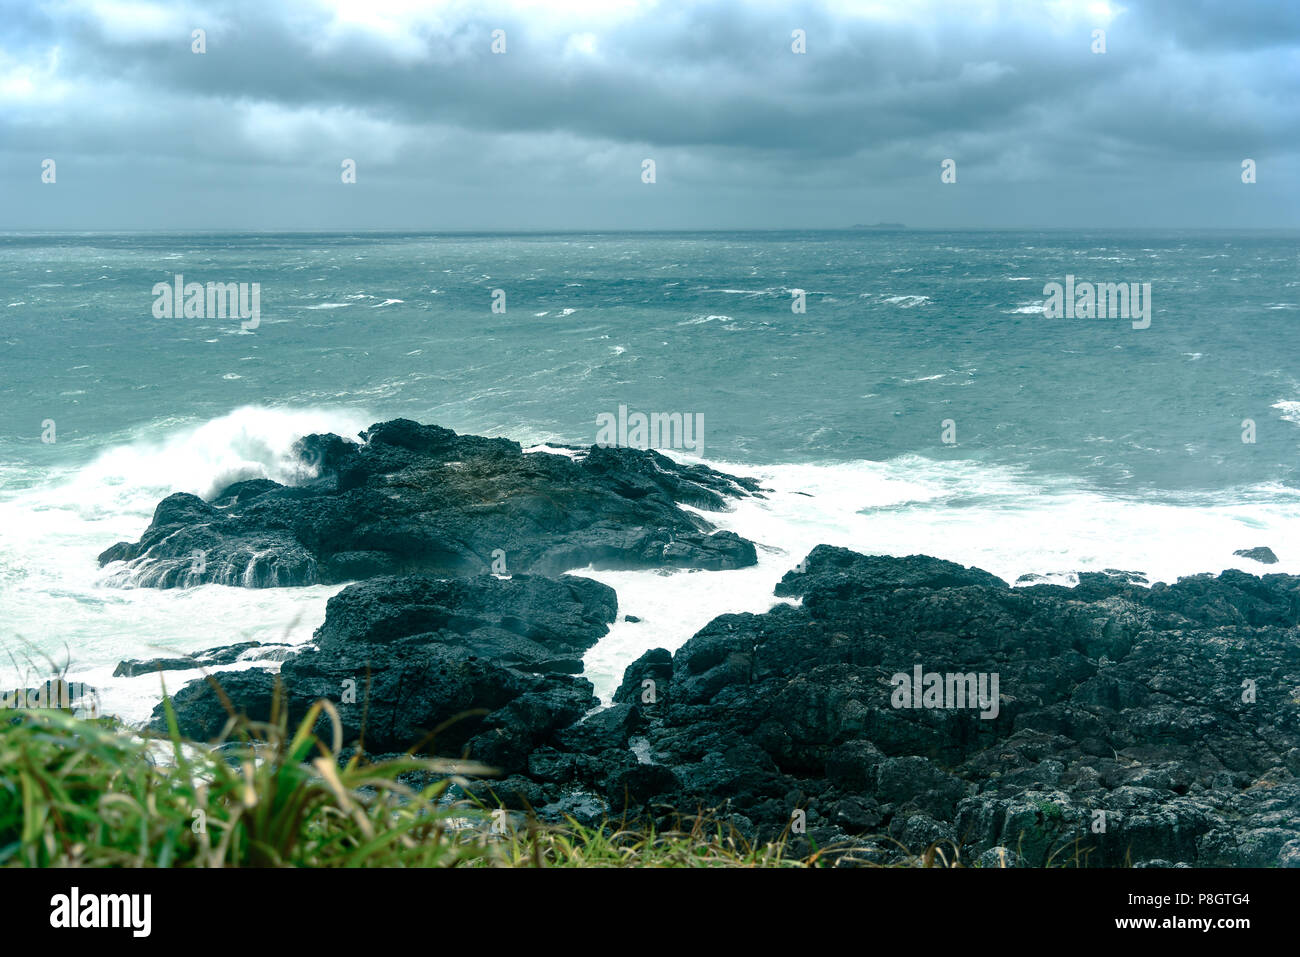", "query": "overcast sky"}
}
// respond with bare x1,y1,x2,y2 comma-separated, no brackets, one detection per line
1,0,1297,230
